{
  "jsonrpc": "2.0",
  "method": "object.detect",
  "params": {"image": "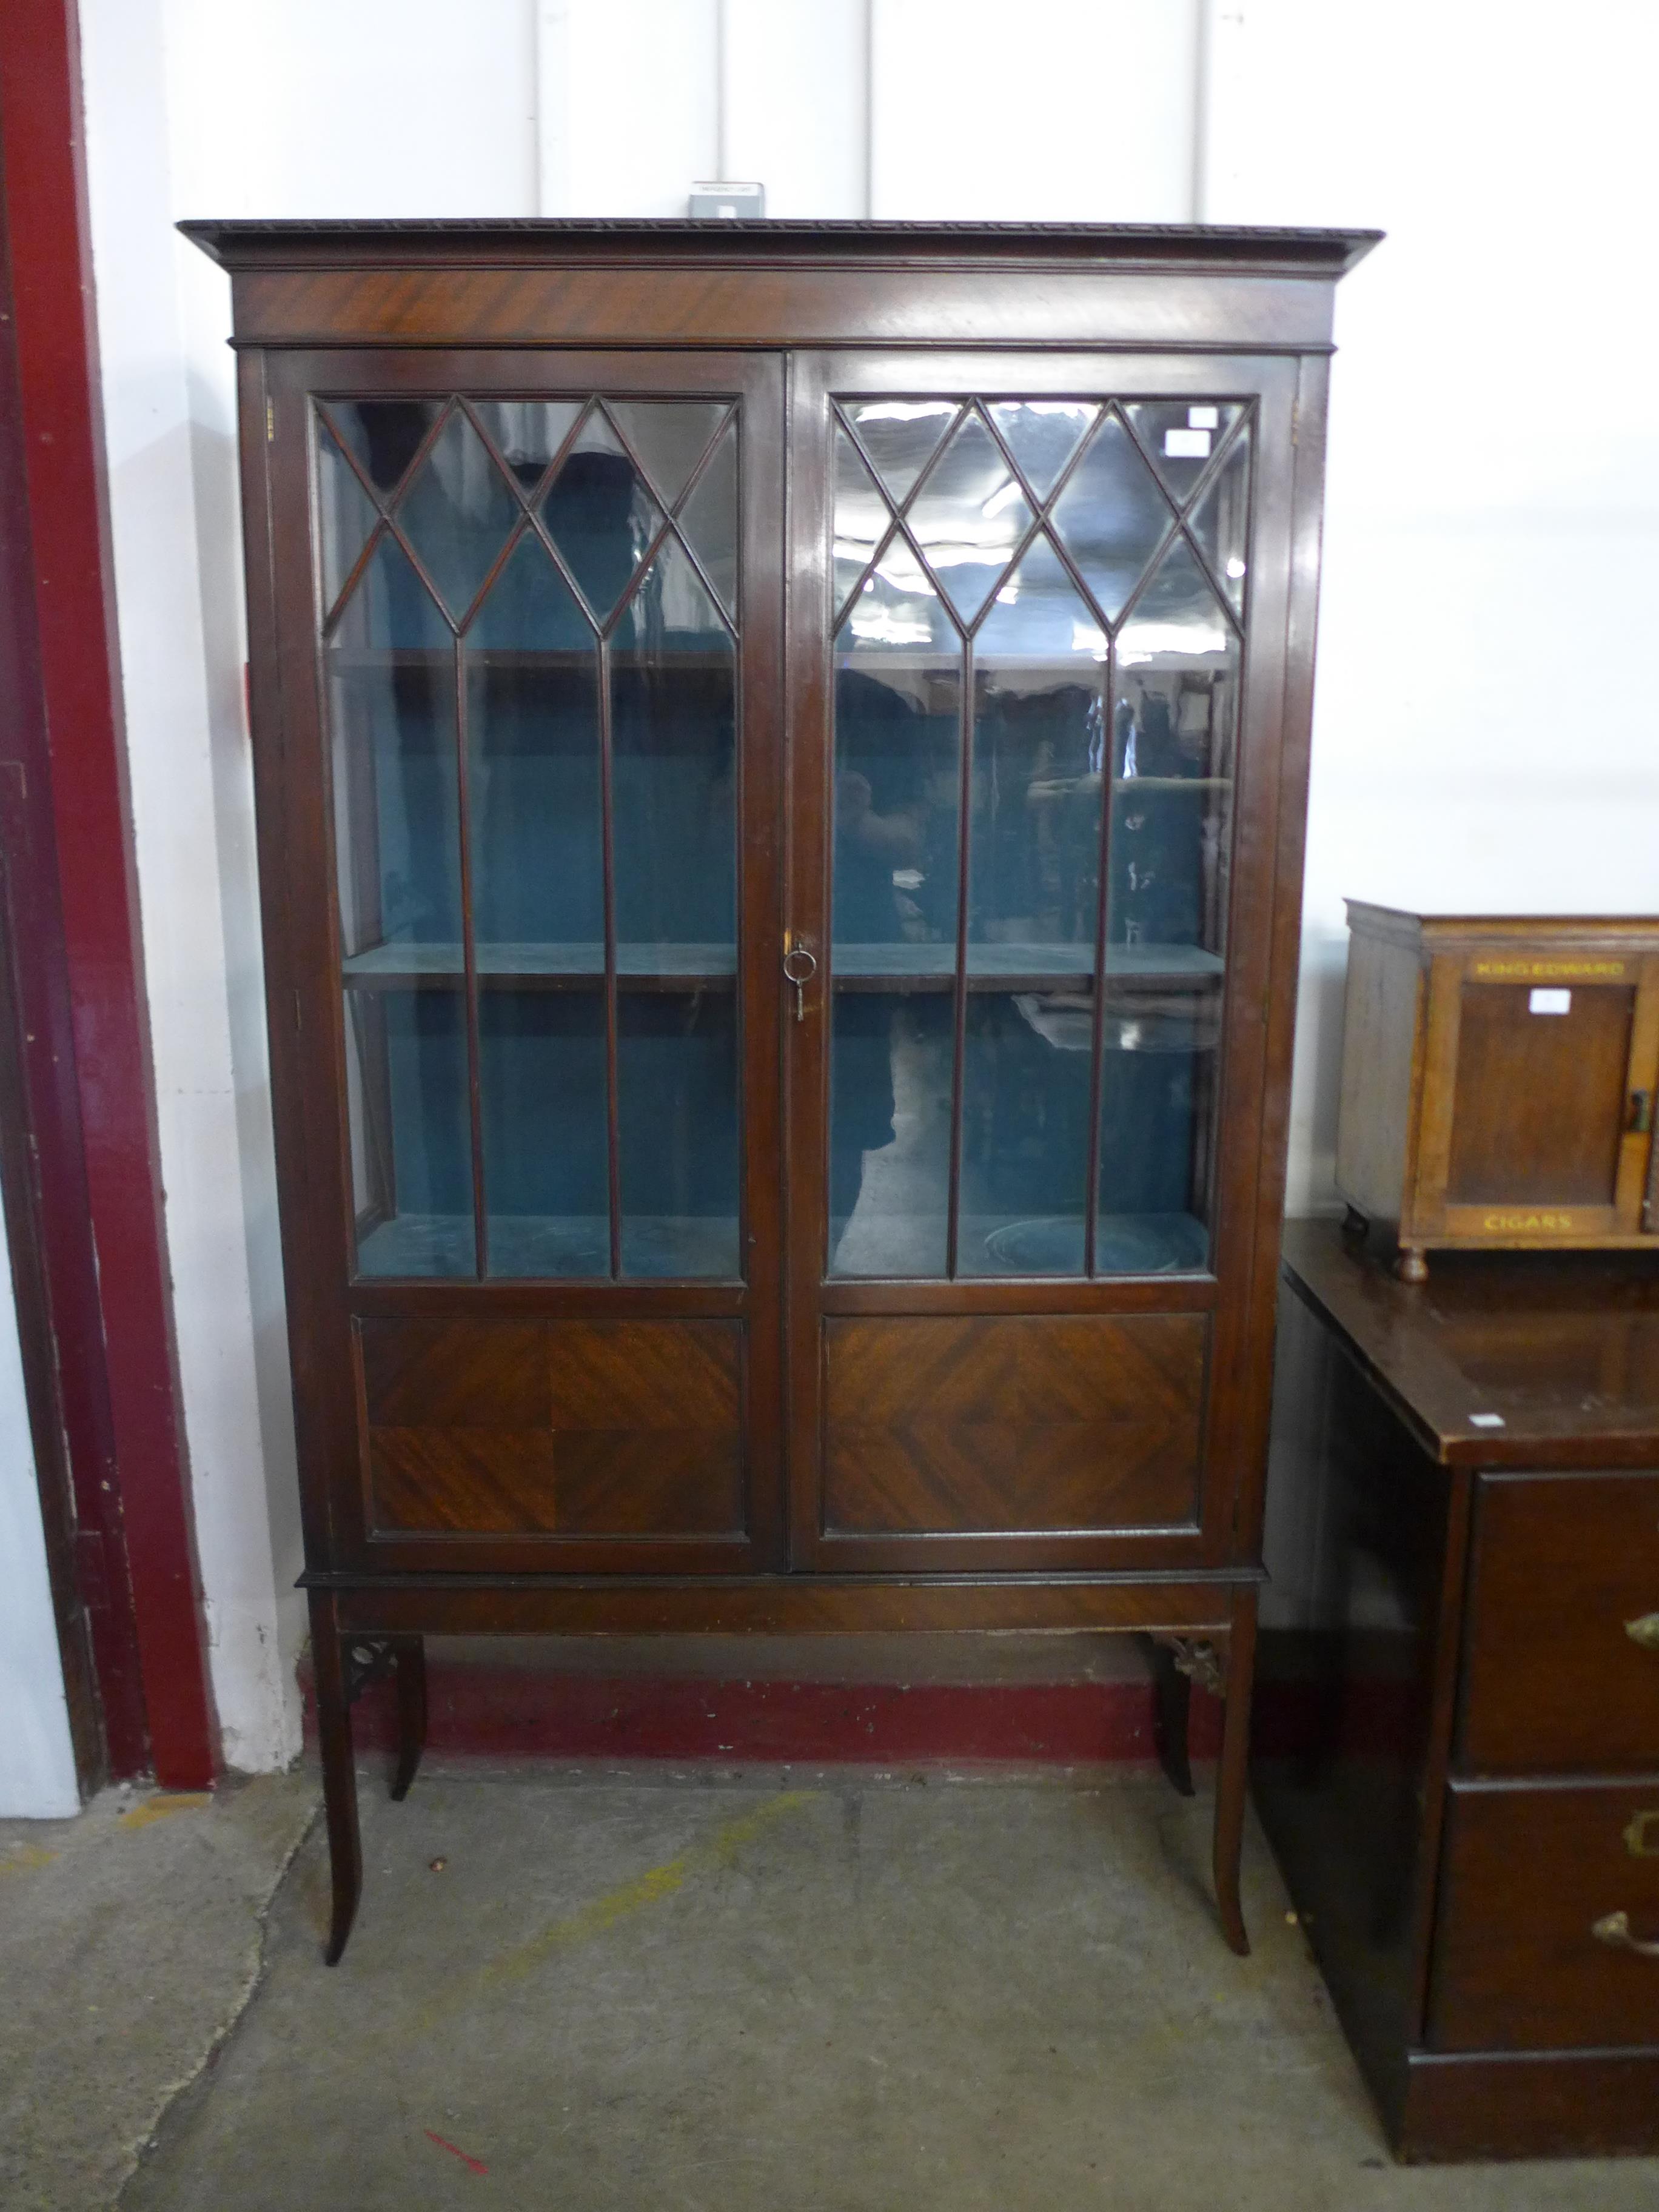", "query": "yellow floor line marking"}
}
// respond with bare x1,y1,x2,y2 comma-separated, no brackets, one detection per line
117,1793,213,1831
417,1789,817,2031
0,1844,57,1876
